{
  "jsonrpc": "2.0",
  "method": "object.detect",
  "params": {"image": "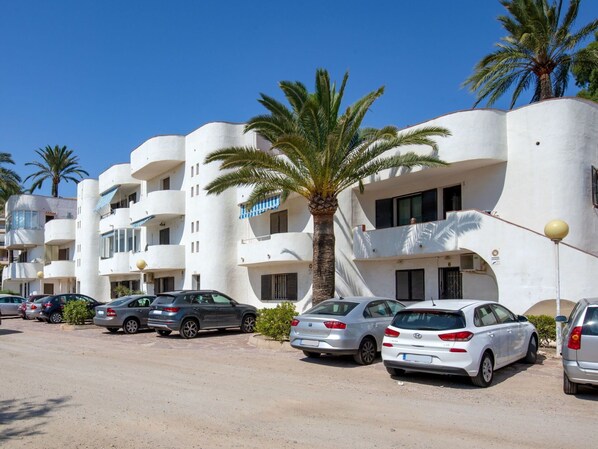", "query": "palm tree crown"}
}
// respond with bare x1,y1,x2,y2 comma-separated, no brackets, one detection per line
205,69,450,304
25,145,89,197
464,0,598,108
0,152,22,214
